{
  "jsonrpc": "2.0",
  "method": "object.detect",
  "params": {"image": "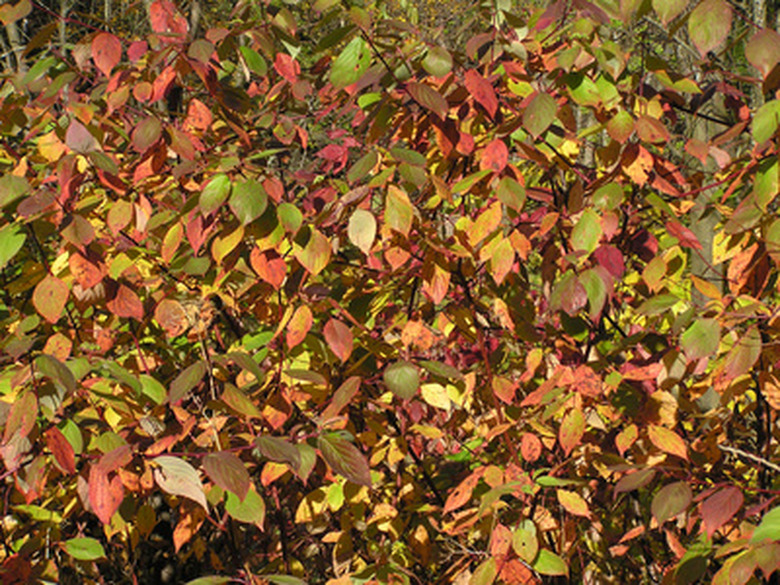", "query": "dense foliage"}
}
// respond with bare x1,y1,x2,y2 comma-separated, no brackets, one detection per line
1,0,780,583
